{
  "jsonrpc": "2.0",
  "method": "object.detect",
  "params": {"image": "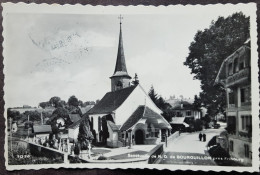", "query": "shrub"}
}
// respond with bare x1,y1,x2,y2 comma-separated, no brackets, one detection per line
97,155,107,160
